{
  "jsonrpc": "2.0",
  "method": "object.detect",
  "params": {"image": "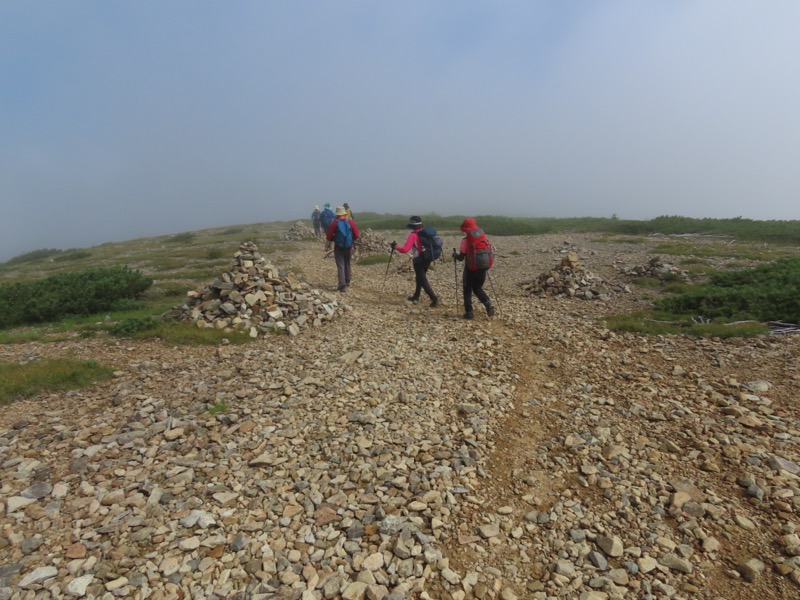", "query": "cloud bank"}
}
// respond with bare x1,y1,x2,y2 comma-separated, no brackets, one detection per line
2,1,799,261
